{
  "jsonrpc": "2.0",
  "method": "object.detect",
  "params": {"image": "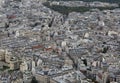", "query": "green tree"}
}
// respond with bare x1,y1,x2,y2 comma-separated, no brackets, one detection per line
31,77,38,83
